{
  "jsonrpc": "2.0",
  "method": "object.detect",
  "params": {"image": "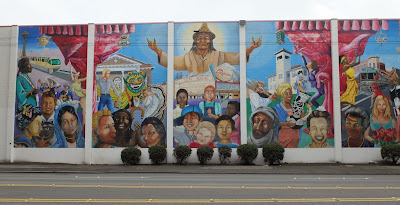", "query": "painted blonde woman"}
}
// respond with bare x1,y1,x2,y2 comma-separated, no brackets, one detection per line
365,95,399,147
339,54,360,107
